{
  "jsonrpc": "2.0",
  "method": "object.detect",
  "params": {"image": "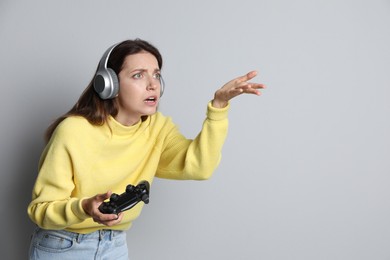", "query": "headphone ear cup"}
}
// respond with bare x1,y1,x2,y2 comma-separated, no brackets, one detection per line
106,68,119,99
93,43,120,100
159,76,165,97
93,68,119,100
